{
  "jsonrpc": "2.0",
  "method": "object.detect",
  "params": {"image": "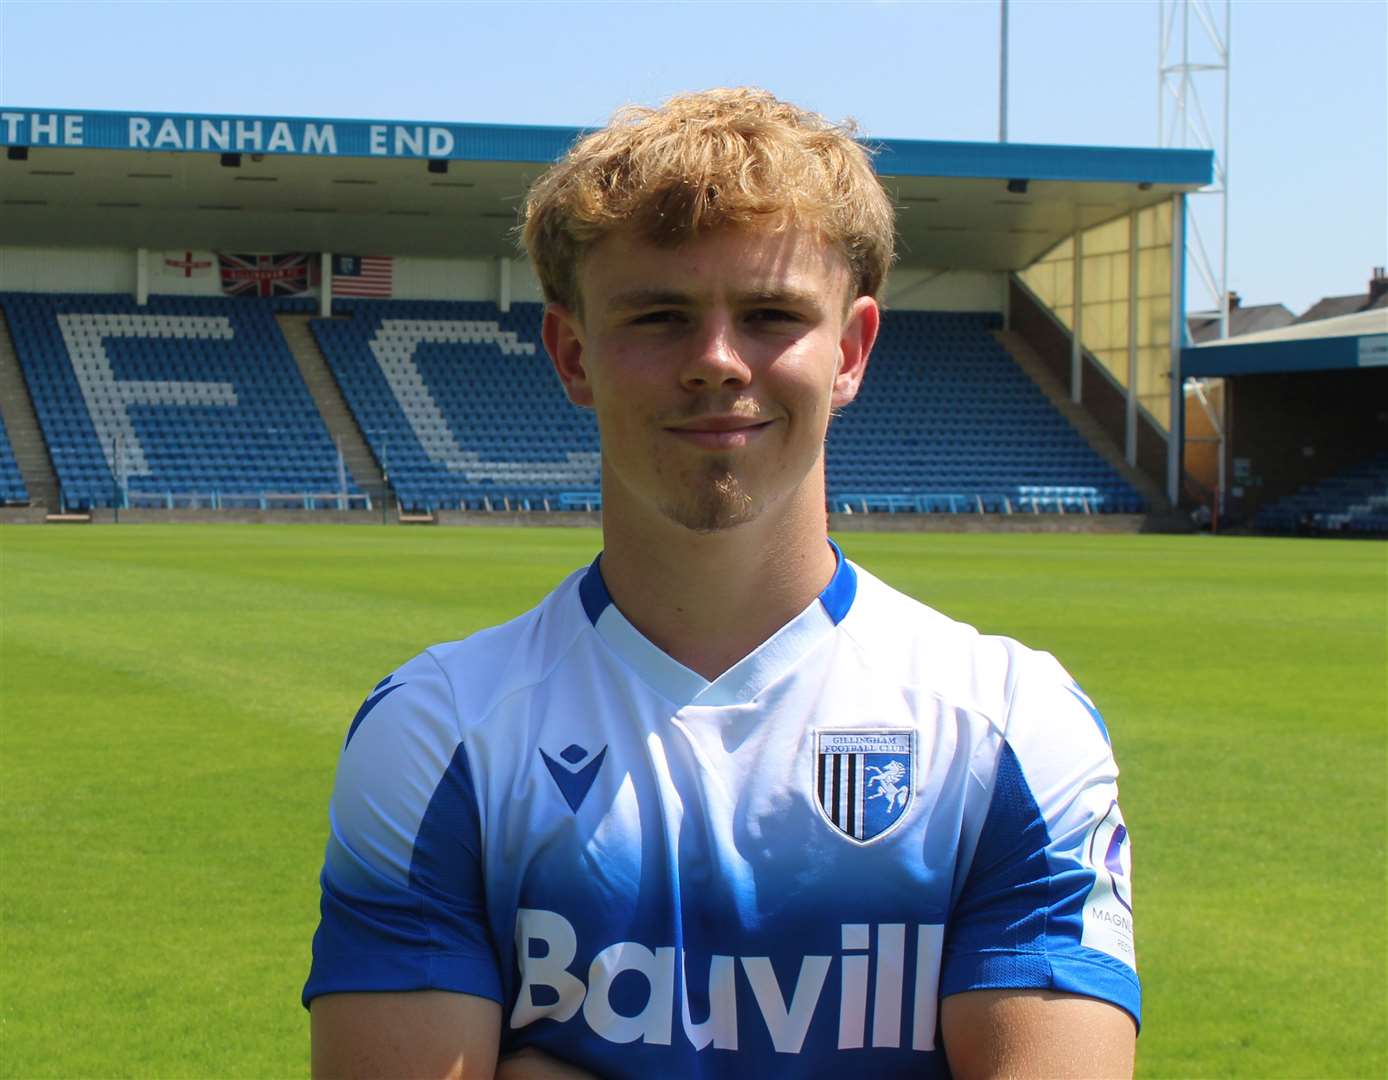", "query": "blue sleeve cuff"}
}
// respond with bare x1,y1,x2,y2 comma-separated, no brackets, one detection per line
940,948,1142,1031
302,866,503,1009
303,947,504,1008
